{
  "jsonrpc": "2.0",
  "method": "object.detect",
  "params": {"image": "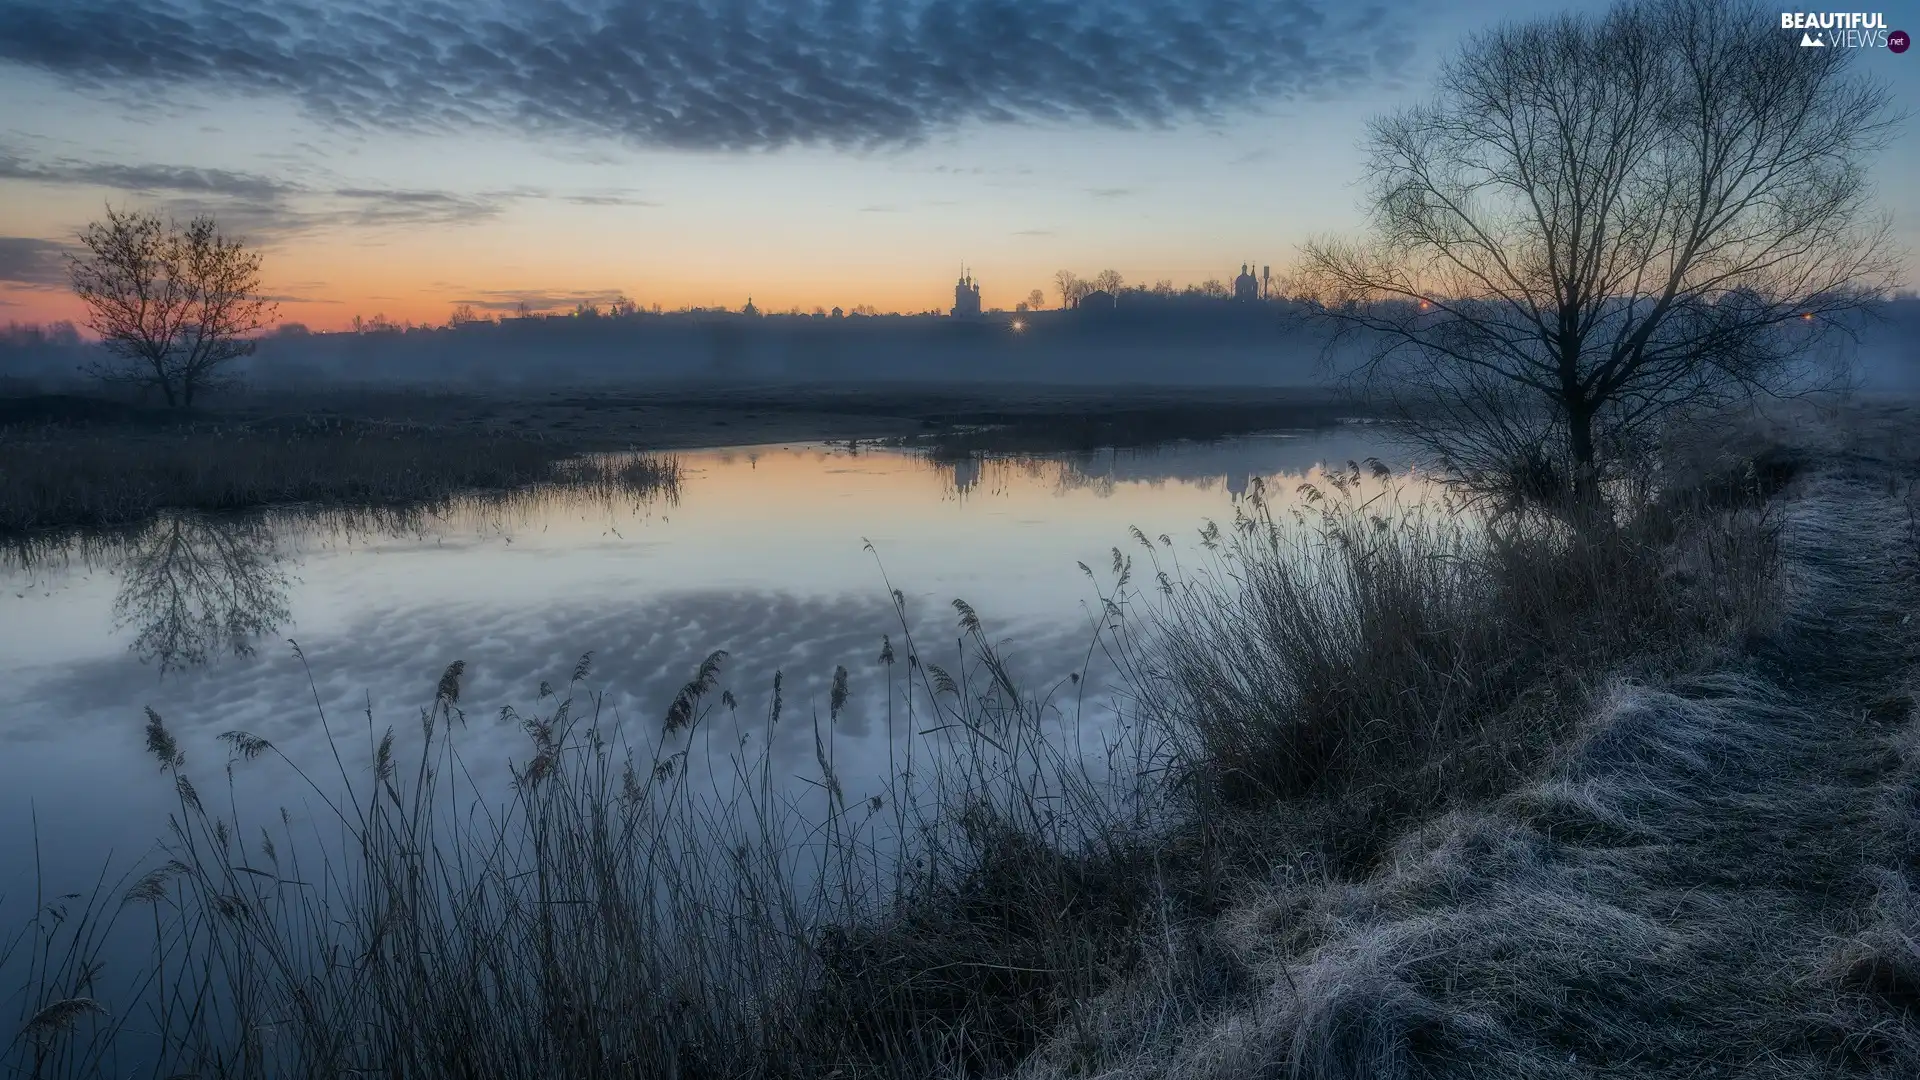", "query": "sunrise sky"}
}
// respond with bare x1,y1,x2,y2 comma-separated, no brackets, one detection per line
1,0,1916,331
